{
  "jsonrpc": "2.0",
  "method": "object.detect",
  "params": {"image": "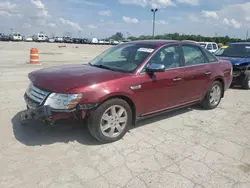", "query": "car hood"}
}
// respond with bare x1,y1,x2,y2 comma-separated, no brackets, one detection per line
217,56,250,65
28,64,127,93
